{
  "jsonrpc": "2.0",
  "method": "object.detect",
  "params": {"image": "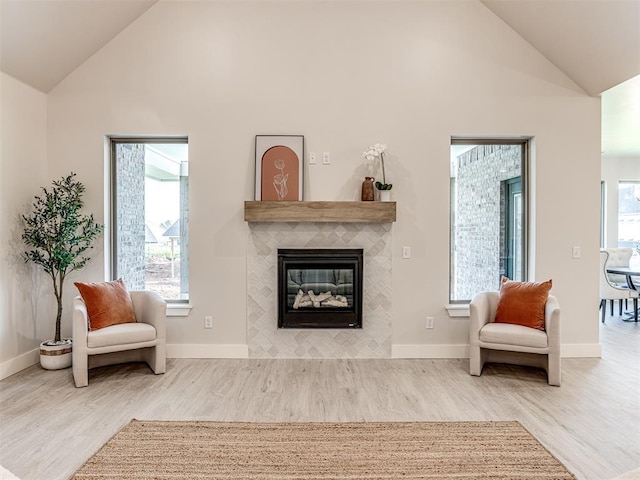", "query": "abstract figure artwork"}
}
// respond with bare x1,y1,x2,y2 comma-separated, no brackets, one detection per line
255,135,304,201
262,146,296,201
273,159,288,199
